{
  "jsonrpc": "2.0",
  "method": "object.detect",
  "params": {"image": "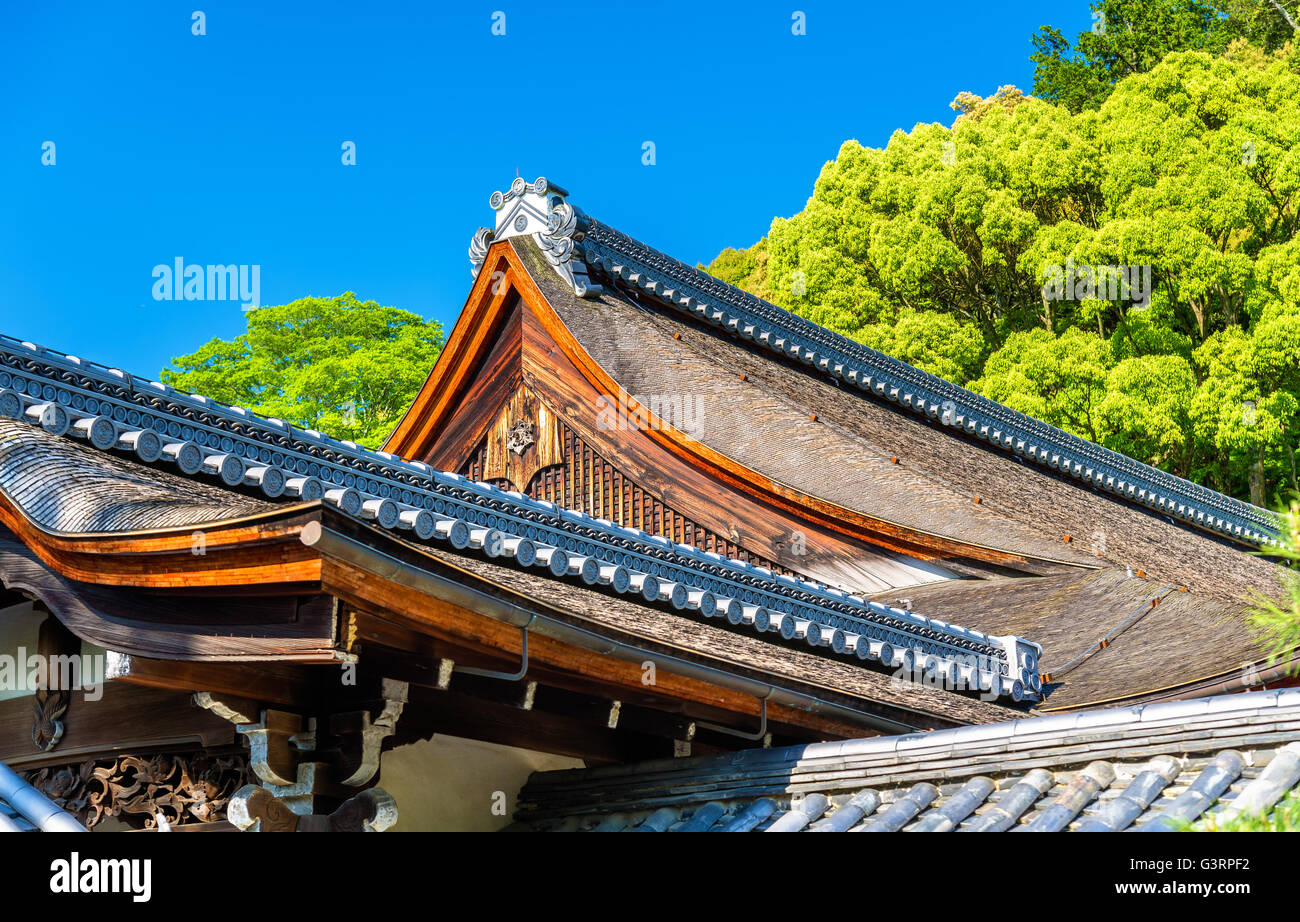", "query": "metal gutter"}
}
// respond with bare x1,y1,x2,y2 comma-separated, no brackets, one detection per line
0,761,86,832
300,521,938,735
